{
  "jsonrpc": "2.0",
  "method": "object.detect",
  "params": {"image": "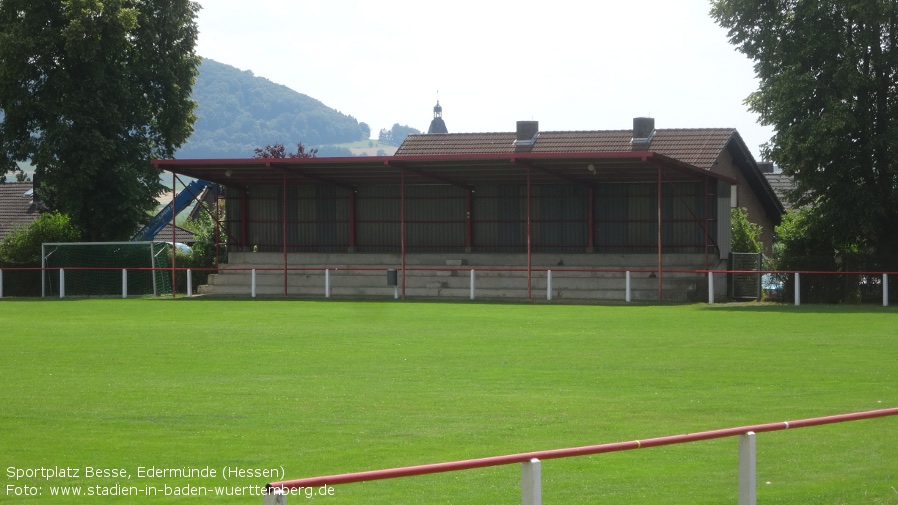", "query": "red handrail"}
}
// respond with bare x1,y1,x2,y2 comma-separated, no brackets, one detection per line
268,407,898,490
